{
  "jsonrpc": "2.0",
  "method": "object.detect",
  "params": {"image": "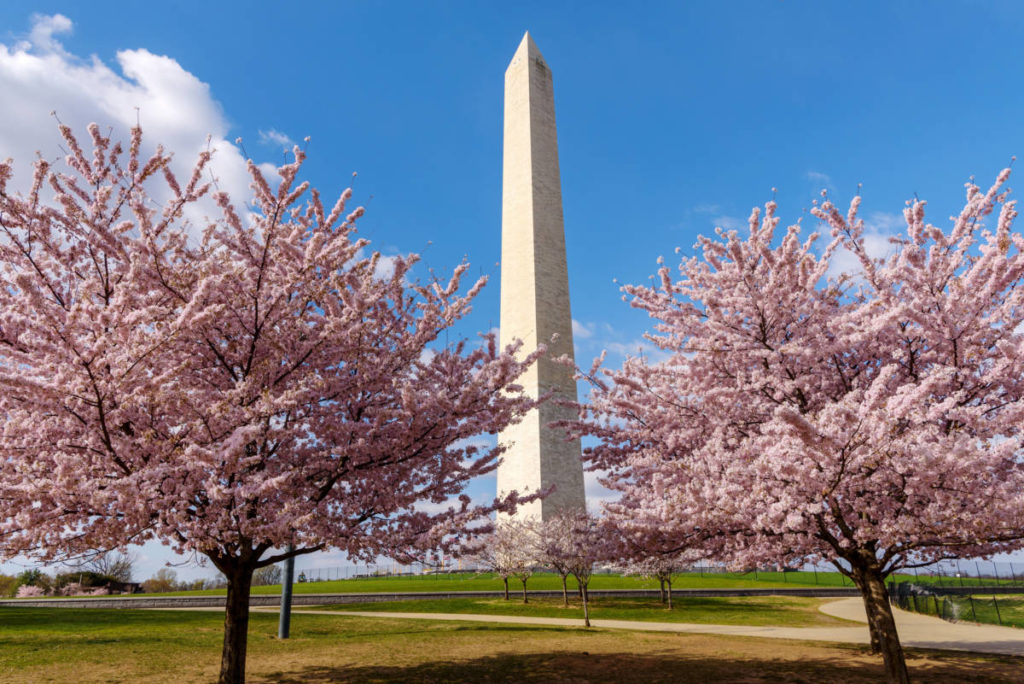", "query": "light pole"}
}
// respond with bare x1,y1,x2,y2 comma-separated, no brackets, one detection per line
278,546,295,639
